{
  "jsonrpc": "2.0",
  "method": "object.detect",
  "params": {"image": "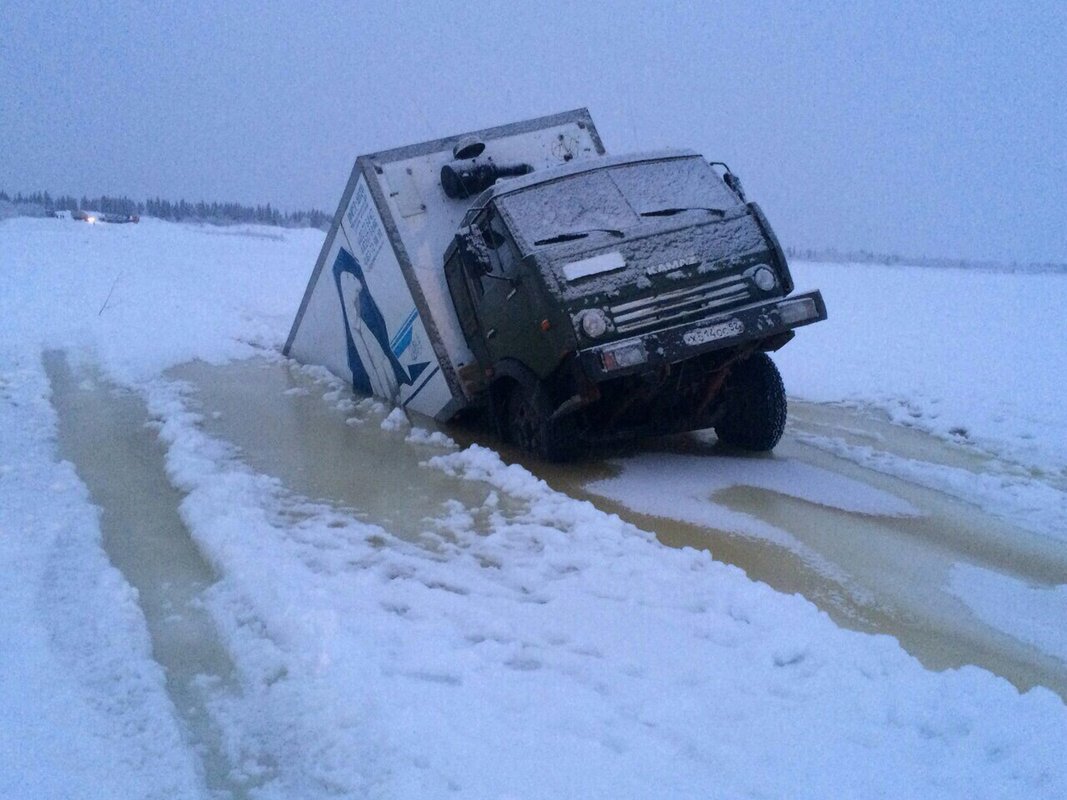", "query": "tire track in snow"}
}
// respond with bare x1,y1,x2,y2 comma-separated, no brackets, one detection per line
45,352,263,799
